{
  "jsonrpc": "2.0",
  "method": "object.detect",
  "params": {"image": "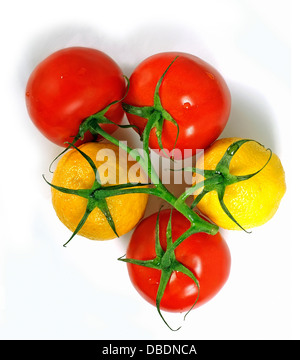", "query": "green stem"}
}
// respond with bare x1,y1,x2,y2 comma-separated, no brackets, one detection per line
90,122,162,186
170,224,200,251
155,187,218,235
90,122,218,236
